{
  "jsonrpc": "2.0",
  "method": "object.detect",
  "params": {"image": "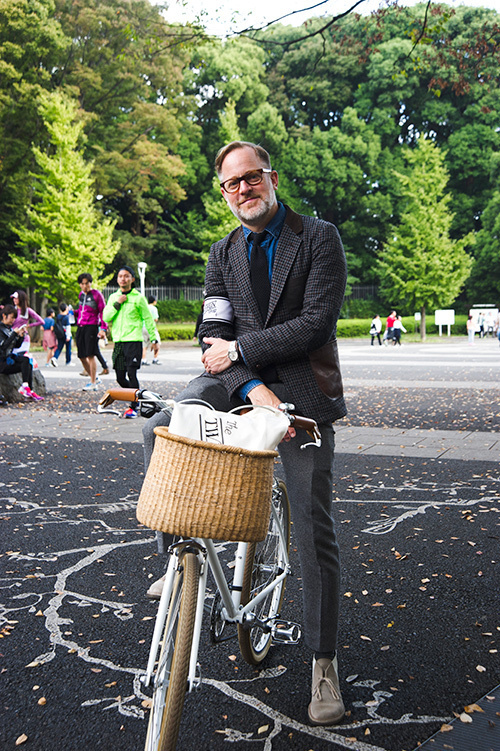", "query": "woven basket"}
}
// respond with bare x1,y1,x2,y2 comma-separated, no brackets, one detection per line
137,427,278,542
